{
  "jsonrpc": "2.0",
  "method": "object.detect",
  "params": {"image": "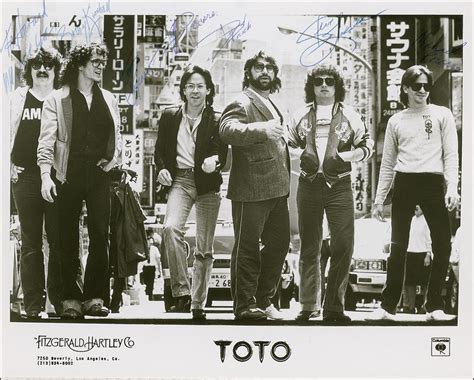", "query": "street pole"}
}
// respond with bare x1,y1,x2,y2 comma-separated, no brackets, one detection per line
278,25,378,211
